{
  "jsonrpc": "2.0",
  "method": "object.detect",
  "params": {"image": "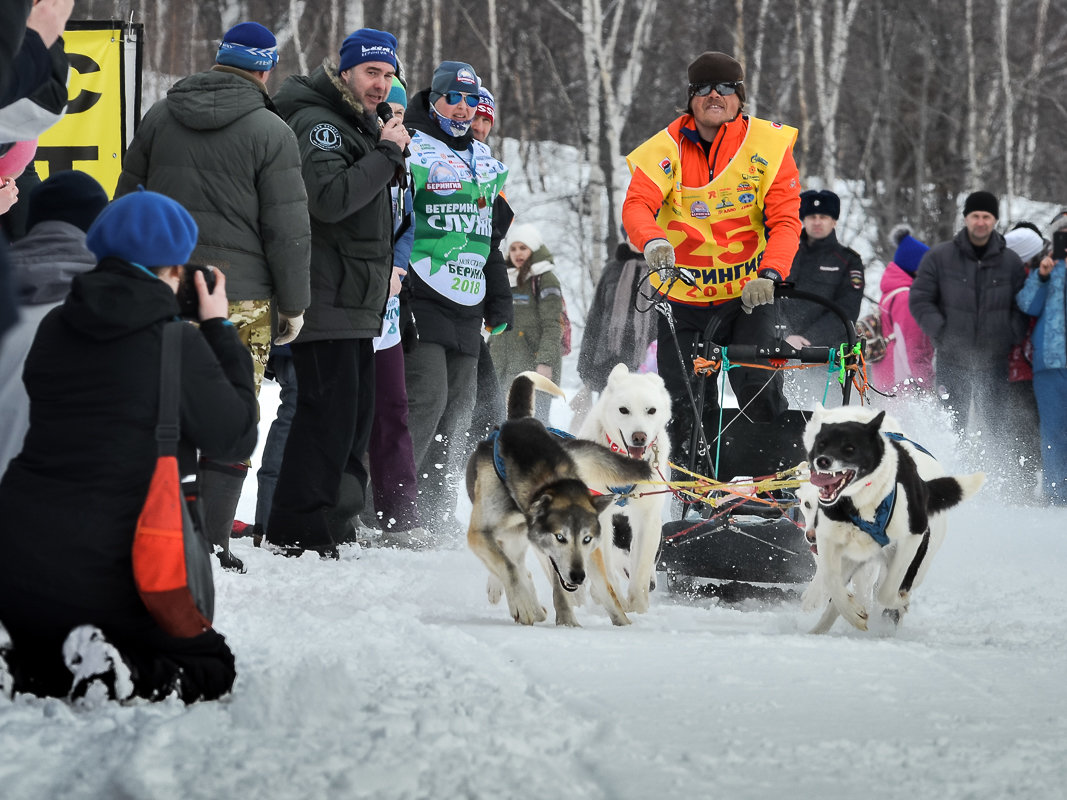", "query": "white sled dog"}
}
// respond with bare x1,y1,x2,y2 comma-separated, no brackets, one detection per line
466,372,654,626
575,363,672,614
801,404,984,633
